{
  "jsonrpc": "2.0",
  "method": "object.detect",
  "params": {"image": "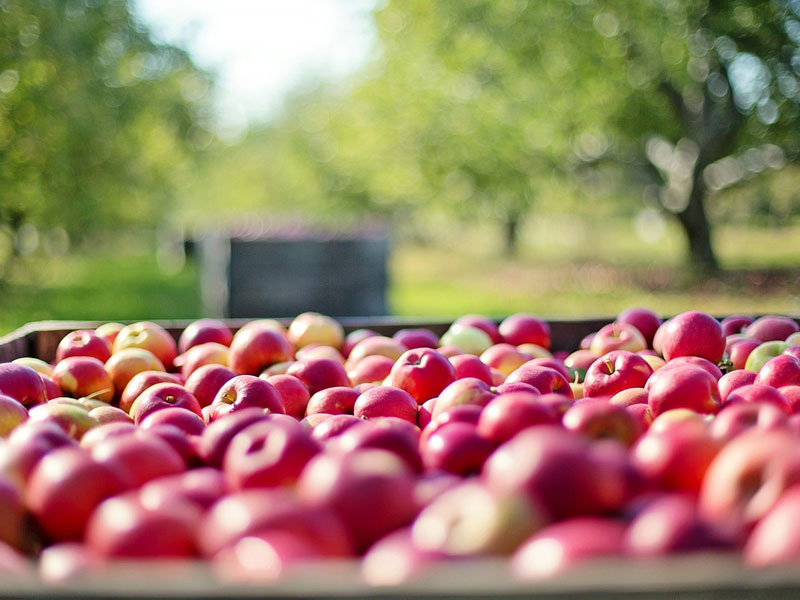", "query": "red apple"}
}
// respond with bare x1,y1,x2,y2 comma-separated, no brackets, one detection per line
198,407,273,467
178,318,233,354
223,419,321,489
140,406,205,435
477,392,558,444
745,315,799,343
346,336,407,366
27,403,98,441
334,419,421,472
309,413,362,442
12,357,53,378
342,329,378,359
129,382,203,424
482,426,627,520
417,398,435,430
512,517,627,579
86,492,198,558
617,307,662,347
388,348,456,405
421,421,495,476
52,357,114,403
119,370,182,414
39,373,61,400
392,328,439,349
583,351,653,398
499,314,550,349
261,374,310,419
710,402,787,442
563,398,643,446
228,325,294,376
305,386,359,417
430,378,496,419
632,420,722,494
700,428,800,537
563,349,600,382
1,422,75,483
296,449,417,553
721,315,754,337
91,430,185,488
781,386,800,414
609,387,649,407
590,323,647,356
626,403,653,432
755,354,800,389
724,384,791,414
26,446,130,541
79,421,136,451
645,365,720,417
745,484,800,567
480,344,532,377
175,342,229,379
346,355,395,386
112,321,178,369
95,322,124,347
729,339,761,371
659,311,725,364
505,365,572,398
88,405,133,426
208,375,284,422
105,348,164,397
294,344,345,364
0,363,46,408
286,358,350,396
0,395,28,438
198,488,354,558
448,353,493,385
659,356,723,380
718,370,757,403
625,493,732,556
0,474,24,549
354,386,418,424
139,467,228,512
56,330,111,363
184,364,236,410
